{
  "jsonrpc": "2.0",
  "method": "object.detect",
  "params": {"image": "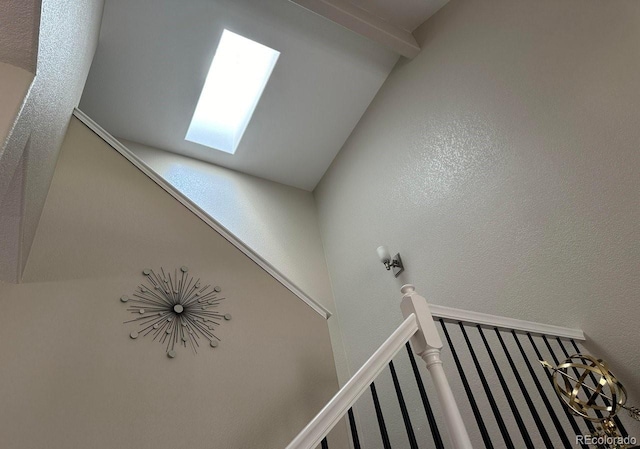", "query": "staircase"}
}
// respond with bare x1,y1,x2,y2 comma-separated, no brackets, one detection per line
287,285,638,449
